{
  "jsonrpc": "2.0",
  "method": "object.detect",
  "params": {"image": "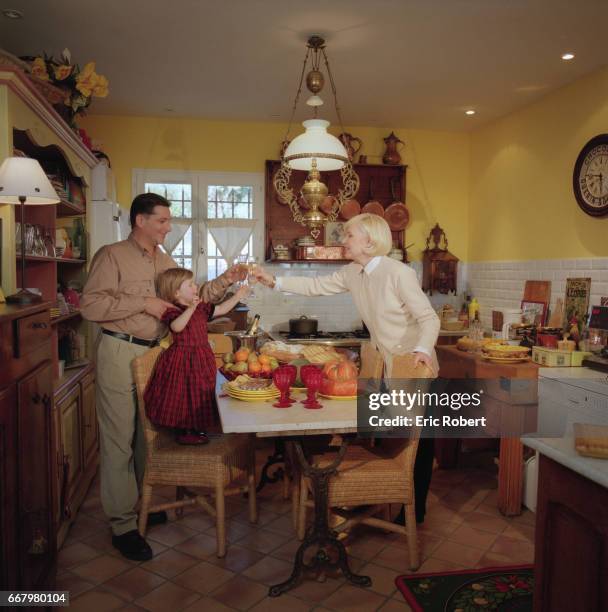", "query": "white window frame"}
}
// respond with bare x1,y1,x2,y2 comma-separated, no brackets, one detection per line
132,168,264,277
